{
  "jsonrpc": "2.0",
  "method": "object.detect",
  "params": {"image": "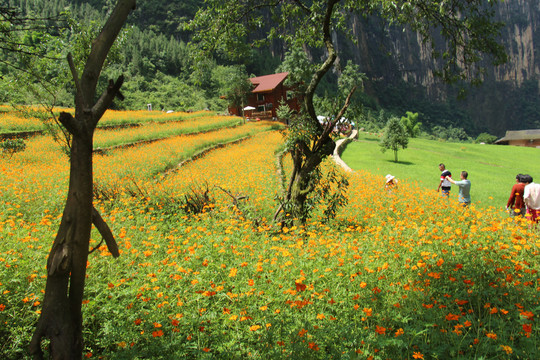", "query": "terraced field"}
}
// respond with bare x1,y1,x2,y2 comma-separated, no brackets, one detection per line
0,109,538,359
